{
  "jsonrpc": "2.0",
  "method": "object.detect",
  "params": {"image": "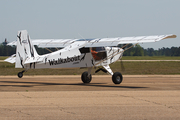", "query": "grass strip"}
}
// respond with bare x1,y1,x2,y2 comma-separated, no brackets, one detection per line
122,56,180,60
0,61,180,75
